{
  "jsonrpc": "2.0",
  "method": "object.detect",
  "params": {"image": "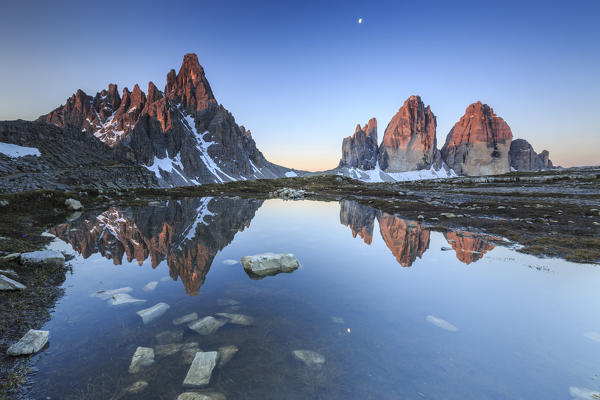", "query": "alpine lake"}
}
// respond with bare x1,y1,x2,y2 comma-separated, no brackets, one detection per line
9,195,600,400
